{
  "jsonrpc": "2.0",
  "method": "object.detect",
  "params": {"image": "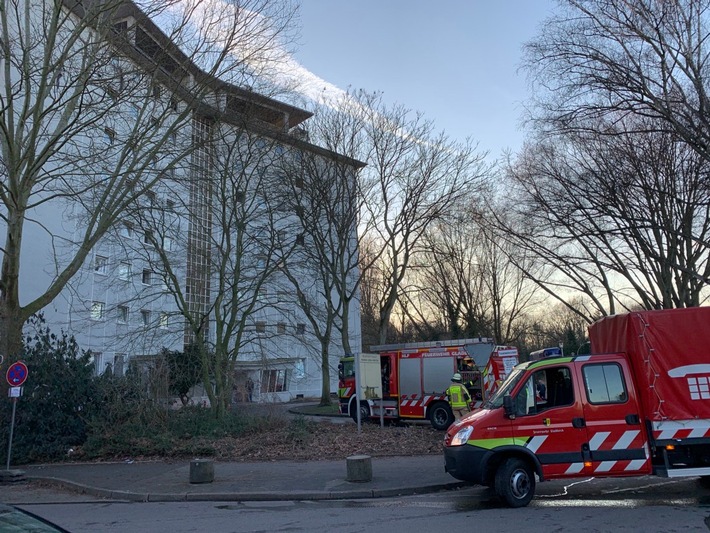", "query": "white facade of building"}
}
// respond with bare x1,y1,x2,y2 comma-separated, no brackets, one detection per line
3,0,363,402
